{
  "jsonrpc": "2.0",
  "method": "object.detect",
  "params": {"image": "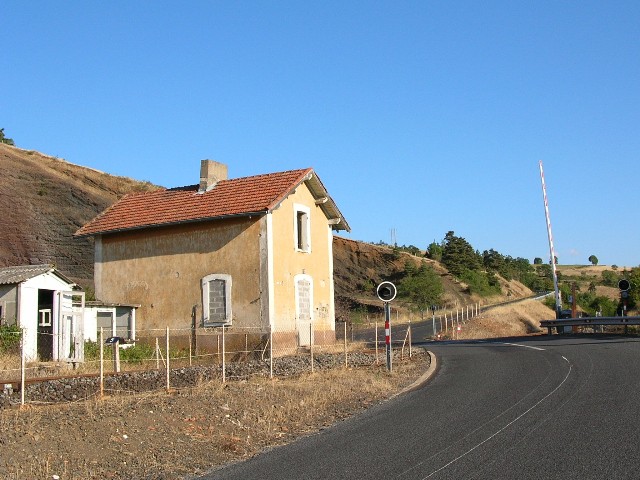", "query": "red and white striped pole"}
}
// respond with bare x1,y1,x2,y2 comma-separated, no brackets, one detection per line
539,160,562,317
377,281,397,372
384,302,392,372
